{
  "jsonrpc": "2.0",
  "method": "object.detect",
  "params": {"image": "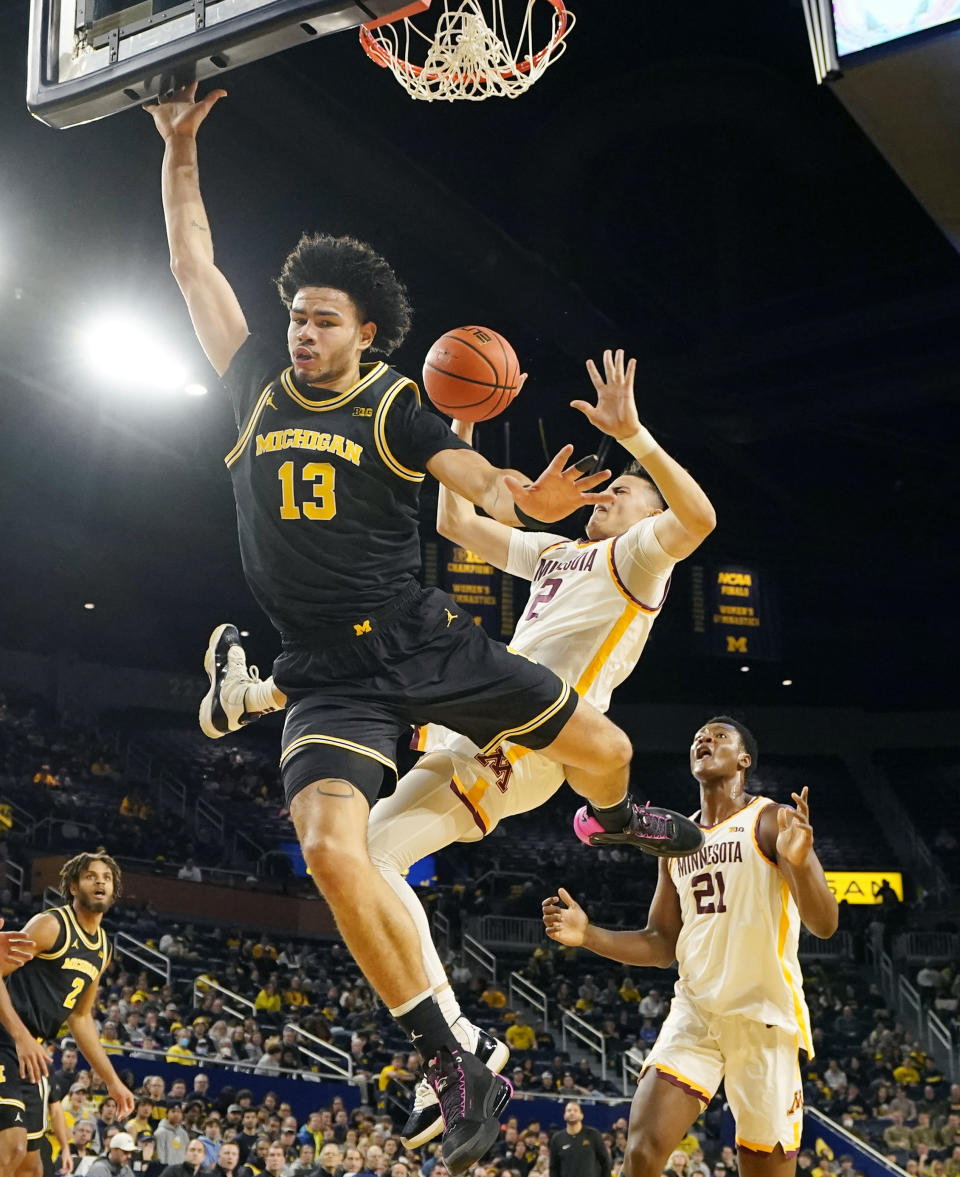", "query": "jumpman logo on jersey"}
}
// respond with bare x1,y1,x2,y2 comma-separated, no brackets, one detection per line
354,619,372,637
265,390,278,411
14,1112,22,1123
475,745,513,793
444,609,458,627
